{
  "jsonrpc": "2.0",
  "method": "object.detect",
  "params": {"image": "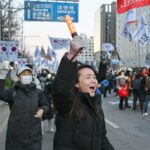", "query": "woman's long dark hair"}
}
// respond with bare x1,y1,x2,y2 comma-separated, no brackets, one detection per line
69,64,100,122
